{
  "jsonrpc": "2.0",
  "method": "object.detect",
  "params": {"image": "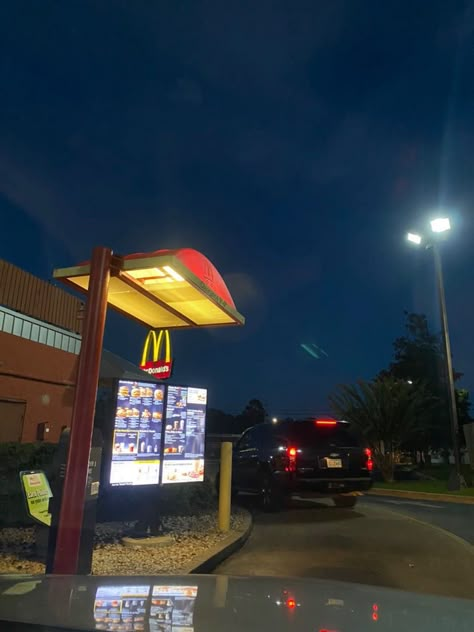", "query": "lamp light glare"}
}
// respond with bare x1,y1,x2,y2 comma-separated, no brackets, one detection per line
407,232,422,245
430,217,451,233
